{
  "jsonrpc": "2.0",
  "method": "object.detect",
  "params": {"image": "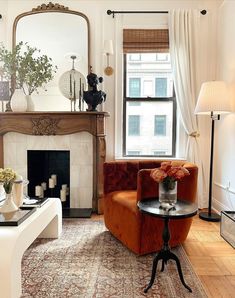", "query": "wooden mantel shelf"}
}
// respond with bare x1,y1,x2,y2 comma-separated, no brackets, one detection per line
0,111,110,213
0,111,109,136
